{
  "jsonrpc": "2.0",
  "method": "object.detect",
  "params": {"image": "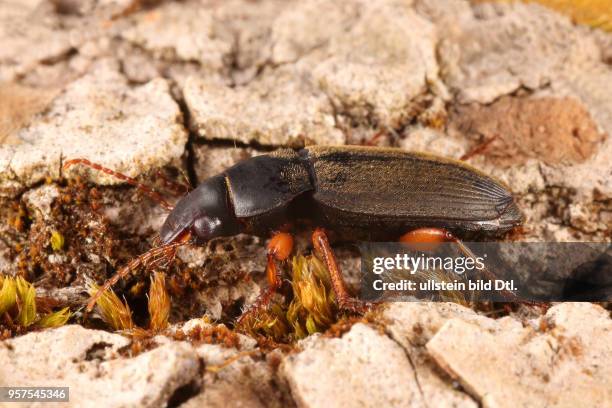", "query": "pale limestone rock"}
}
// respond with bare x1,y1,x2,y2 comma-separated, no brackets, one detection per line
192,145,260,182
0,2,73,82
120,2,231,71
400,127,468,160
213,0,289,85
0,325,201,407
281,323,430,408
184,343,289,408
312,1,442,128
382,303,483,408
22,184,61,221
438,2,599,104
184,68,343,147
271,0,360,65
427,303,612,408
0,60,187,195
